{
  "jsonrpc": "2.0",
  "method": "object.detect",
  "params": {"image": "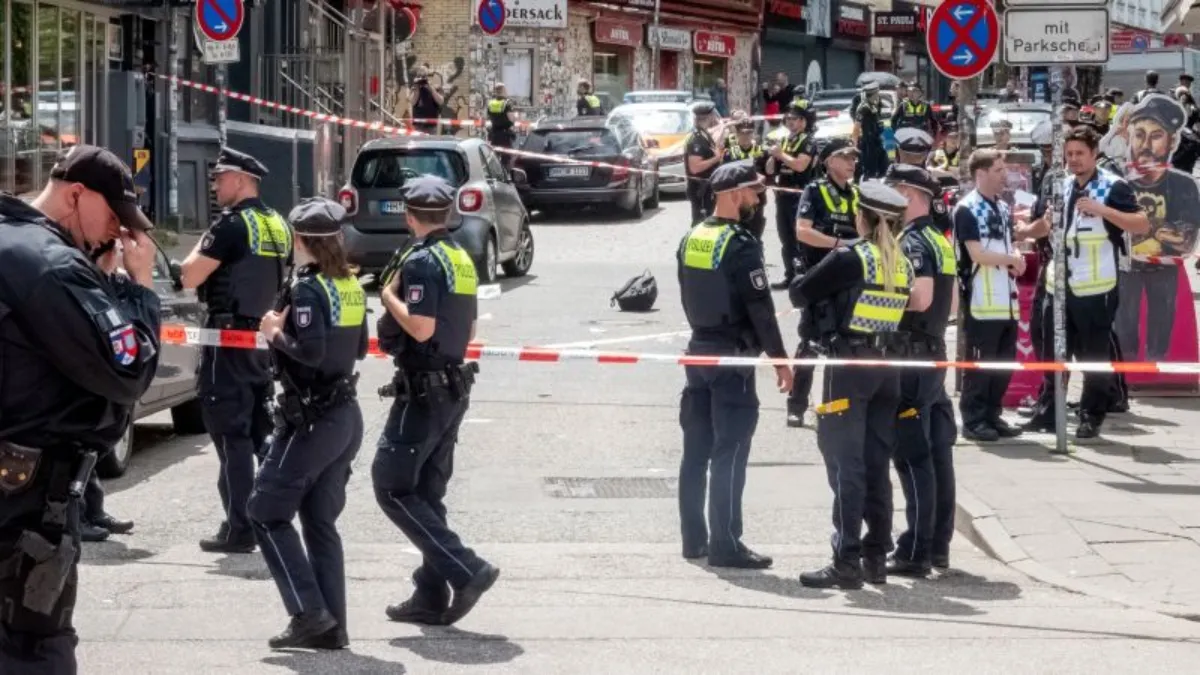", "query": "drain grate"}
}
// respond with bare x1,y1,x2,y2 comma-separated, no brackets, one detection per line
543,477,678,499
